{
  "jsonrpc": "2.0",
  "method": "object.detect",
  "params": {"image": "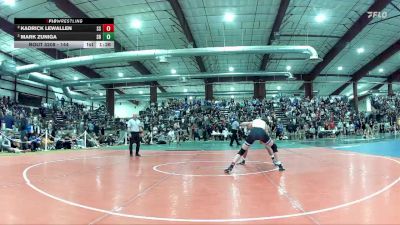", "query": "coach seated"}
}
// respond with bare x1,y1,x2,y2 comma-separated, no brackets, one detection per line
142,132,151,145
97,134,107,145
64,137,73,149
54,135,72,149
306,126,316,139
85,137,98,148
20,136,30,151
286,123,297,139
28,134,41,151
155,133,167,144
317,126,326,138
105,134,116,146
179,131,189,142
